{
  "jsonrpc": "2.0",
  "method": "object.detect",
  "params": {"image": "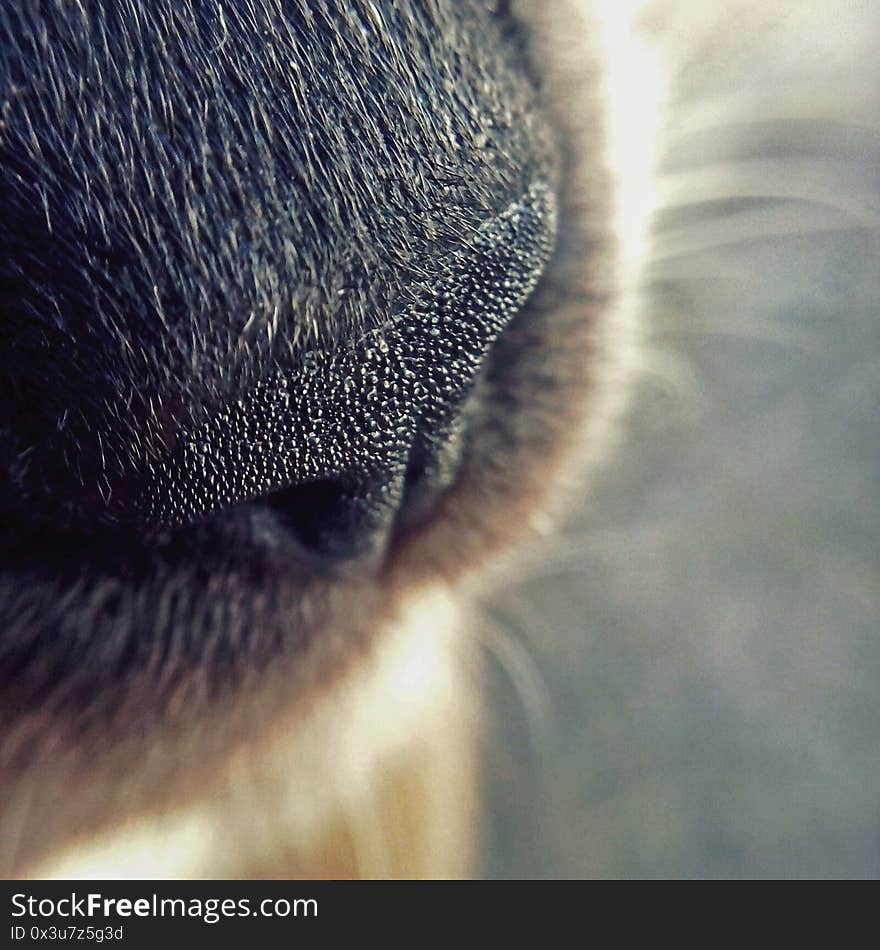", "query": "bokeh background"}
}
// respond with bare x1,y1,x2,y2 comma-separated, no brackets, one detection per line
481,0,880,878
